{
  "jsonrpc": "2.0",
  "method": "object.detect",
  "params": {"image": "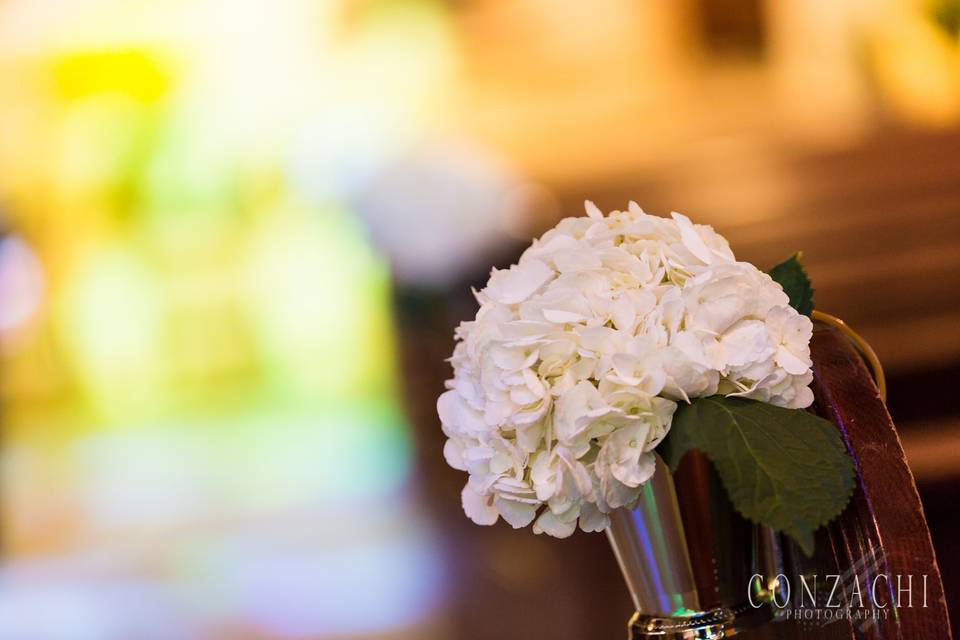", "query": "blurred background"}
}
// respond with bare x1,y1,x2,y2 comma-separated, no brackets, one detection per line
0,0,958,638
